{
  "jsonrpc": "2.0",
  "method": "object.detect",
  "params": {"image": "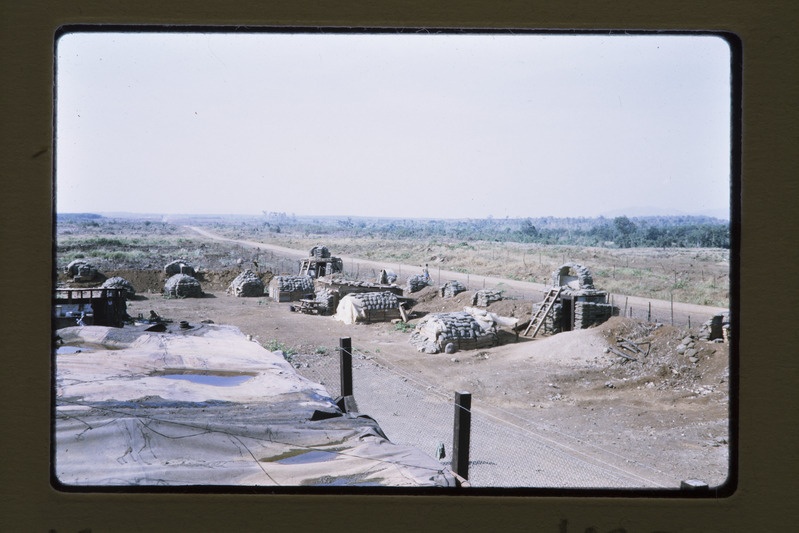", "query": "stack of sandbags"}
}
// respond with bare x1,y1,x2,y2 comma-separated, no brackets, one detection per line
314,288,337,315
227,269,265,297
472,289,503,307
440,280,466,298
269,275,315,302
164,259,195,277
409,310,499,354
164,274,203,298
698,311,729,342
406,274,430,293
539,302,563,335
65,259,99,281
100,276,136,299
573,301,614,329
351,291,399,310
309,245,331,258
